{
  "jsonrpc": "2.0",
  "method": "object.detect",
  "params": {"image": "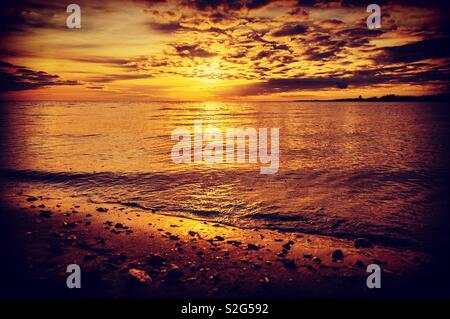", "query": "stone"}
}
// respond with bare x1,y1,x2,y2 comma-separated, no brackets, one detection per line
63,221,76,228
128,268,152,284
147,254,165,265
332,249,344,260
226,240,242,246
167,264,183,279
281,258,297,269
247,243,260,250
